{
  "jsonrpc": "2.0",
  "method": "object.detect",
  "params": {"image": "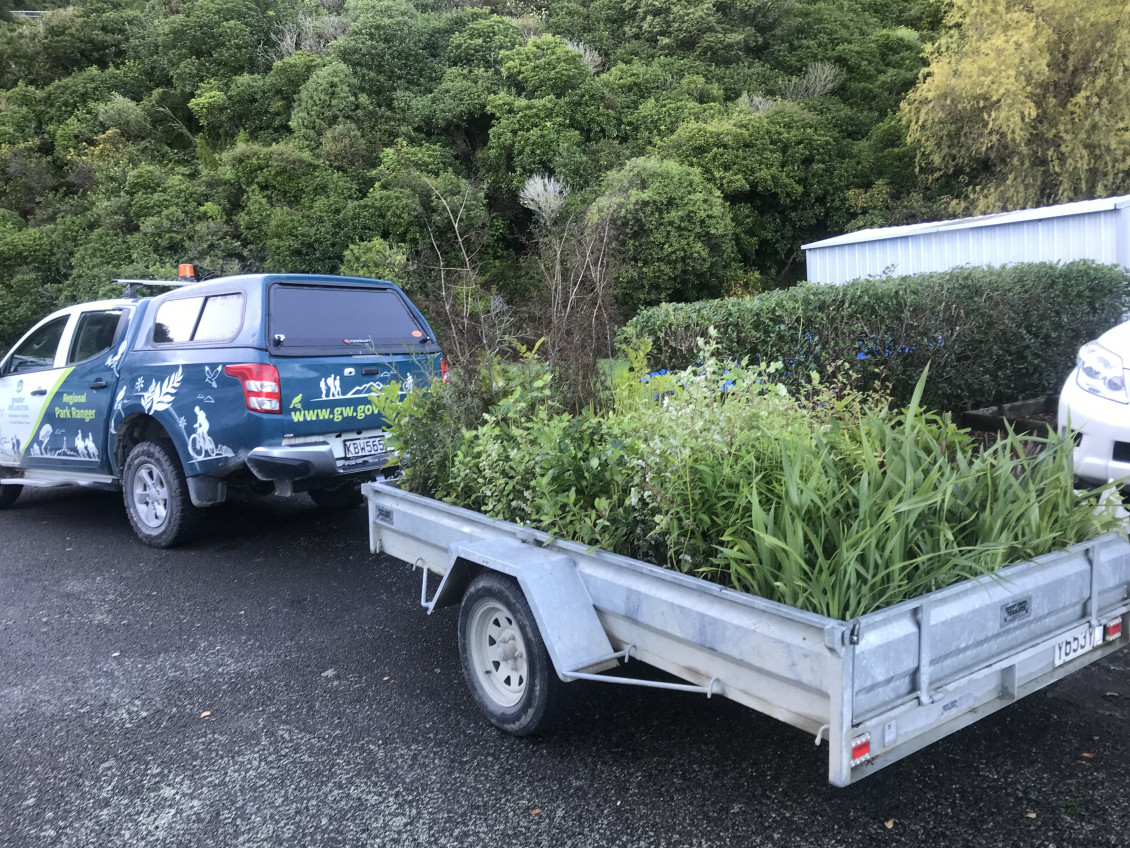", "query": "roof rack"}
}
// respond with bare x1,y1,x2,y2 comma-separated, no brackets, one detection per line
114,279,186,297
114,263,197,298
